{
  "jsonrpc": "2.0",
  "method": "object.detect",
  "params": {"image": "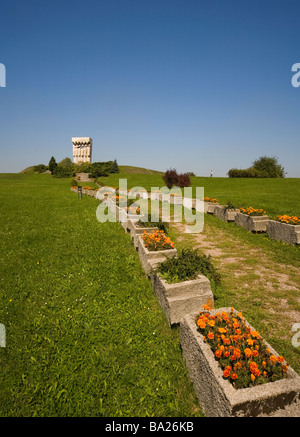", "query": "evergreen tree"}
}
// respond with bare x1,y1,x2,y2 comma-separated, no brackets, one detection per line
48,156,58,175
